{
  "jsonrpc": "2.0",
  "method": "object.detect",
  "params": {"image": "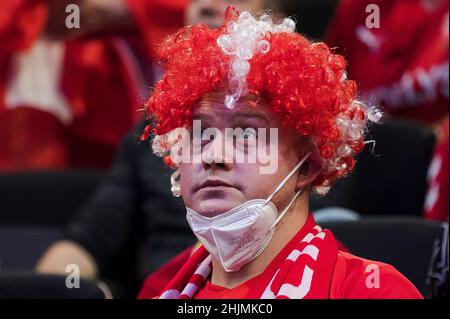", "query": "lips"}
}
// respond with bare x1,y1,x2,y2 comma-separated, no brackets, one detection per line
196,178,237,191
